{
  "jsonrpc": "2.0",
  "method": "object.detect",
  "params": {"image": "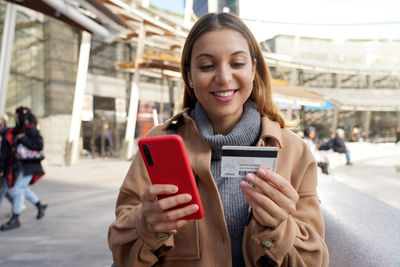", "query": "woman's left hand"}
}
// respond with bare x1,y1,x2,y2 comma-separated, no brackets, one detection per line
240,168,299,228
